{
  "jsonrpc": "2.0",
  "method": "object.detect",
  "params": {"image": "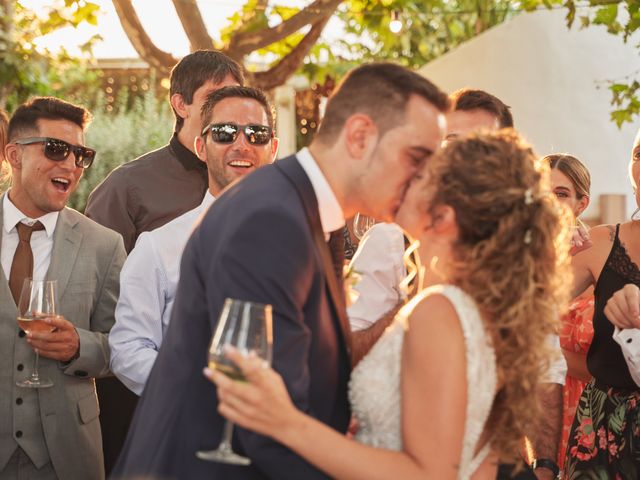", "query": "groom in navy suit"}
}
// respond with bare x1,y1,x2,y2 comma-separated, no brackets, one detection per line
113,63,449,480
